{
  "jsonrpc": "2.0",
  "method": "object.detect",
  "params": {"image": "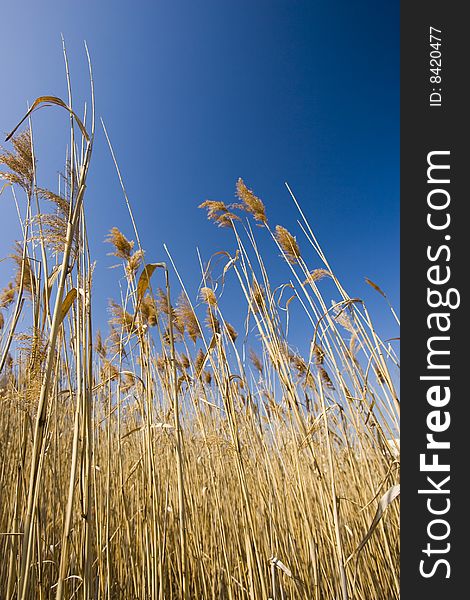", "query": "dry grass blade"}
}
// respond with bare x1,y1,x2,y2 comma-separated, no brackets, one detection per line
365,277,386,298
136,263,164,305
346,485,400,564
59,288,77,324
5,96,89,142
